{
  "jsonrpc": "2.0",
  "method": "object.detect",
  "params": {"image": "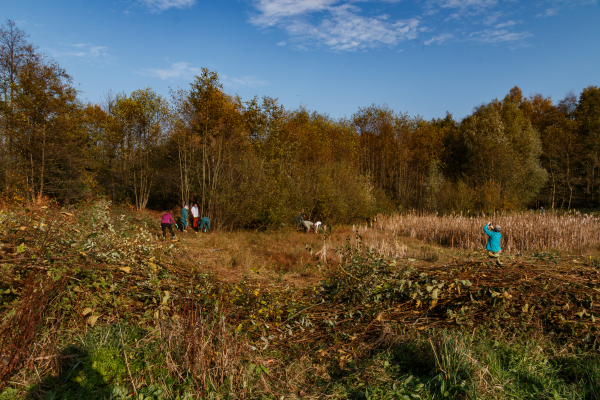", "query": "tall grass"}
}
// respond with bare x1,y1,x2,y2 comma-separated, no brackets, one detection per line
374,211,600,253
